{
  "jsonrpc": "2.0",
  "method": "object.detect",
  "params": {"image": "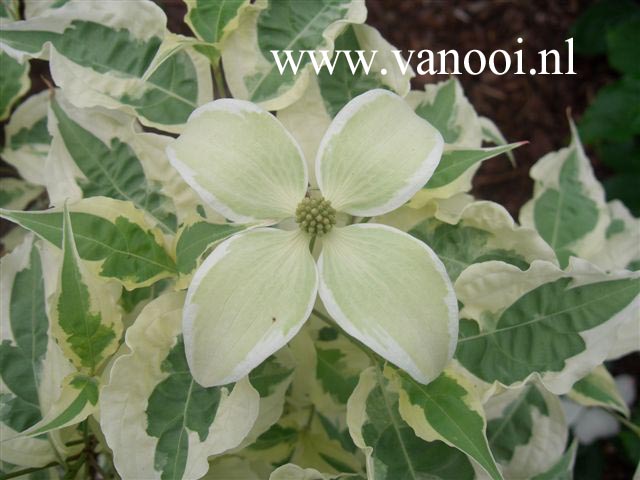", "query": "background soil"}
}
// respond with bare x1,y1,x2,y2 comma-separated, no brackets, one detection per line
1,1,637,478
